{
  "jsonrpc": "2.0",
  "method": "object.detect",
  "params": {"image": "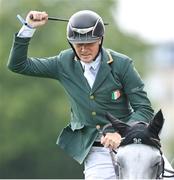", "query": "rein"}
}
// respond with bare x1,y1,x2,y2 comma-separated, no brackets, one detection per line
158,149,174,179
159,148,174,178
163,169,174,178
